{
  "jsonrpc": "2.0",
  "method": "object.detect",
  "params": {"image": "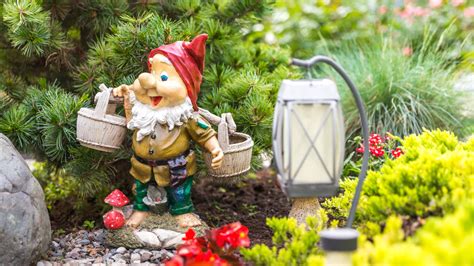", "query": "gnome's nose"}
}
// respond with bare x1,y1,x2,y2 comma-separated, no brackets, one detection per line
138,73,157,91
